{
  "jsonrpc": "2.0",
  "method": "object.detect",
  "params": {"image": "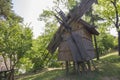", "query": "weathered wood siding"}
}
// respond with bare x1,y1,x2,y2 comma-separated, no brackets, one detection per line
58,22,95,61
58,41,73,61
